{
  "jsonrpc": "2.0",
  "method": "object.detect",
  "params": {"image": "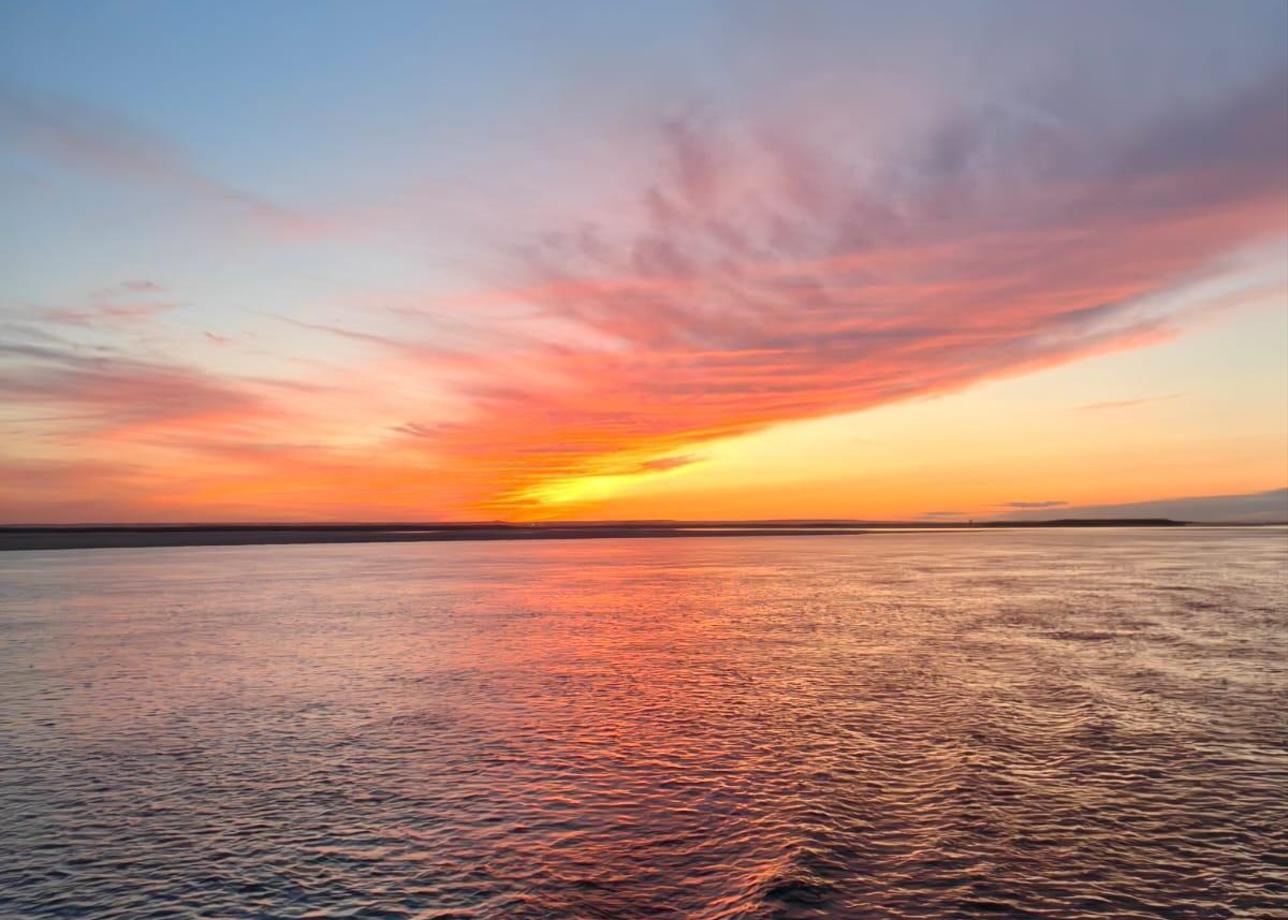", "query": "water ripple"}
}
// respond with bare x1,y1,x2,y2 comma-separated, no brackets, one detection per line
1,528,1285,917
